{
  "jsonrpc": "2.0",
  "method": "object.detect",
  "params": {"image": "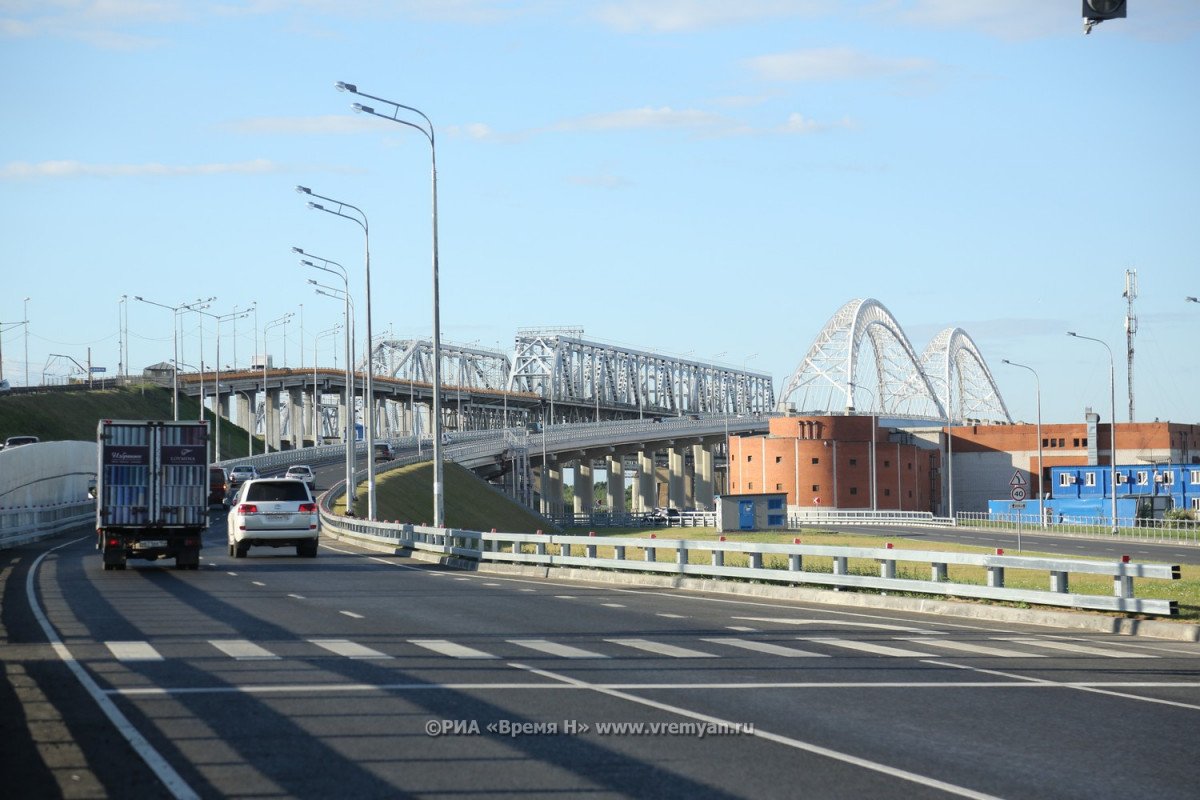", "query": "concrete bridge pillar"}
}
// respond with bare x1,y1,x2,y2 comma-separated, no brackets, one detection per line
574,461,594,514
669,446,685,510
233,392,250,433
694,443,714,510
636,450,655,512
287,388,303,449
267,388,283,452
607,455,625,513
